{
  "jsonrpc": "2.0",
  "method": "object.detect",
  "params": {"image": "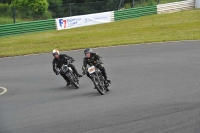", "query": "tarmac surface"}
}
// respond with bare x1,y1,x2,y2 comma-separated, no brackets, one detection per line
0,40,200,133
